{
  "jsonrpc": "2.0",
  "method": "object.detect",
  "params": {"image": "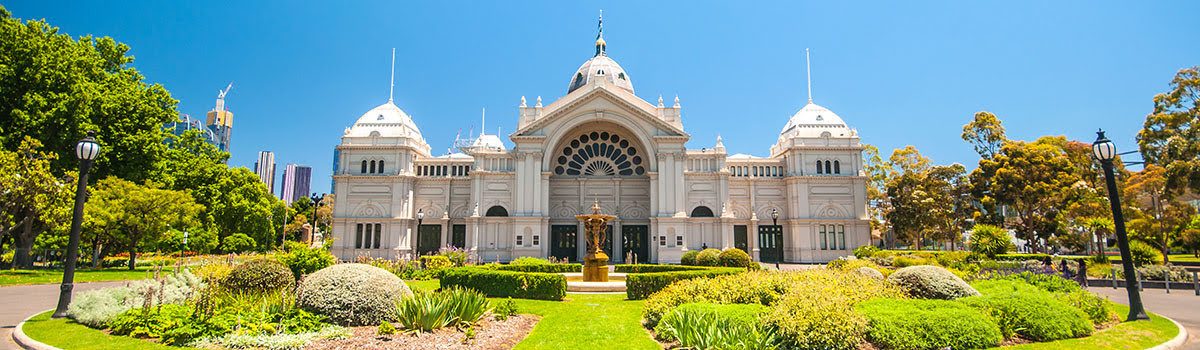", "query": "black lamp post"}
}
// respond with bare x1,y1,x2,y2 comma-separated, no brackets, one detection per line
53,131,100,318
1092,129,1149,321
416,209,424,256
771,208,780,270
308,193,326,245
